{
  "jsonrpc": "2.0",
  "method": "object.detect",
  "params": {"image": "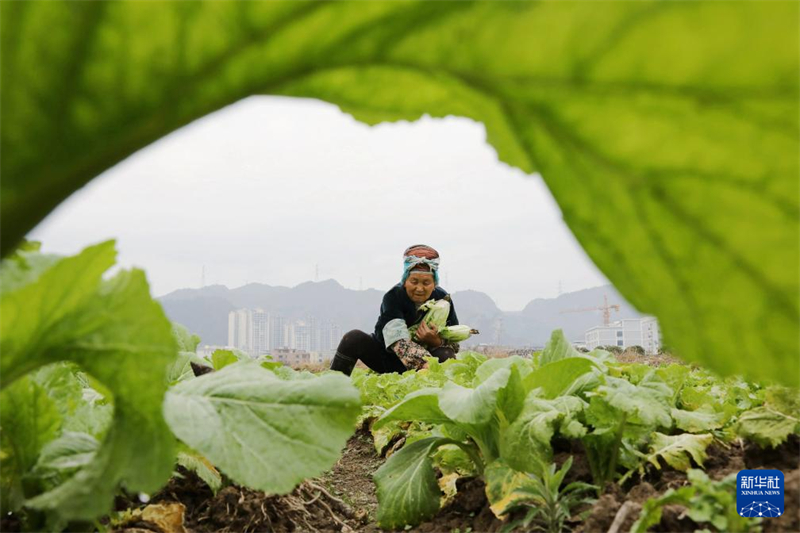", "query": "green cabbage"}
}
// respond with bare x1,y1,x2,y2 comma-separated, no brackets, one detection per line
409,299,478,343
